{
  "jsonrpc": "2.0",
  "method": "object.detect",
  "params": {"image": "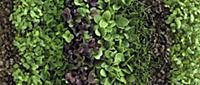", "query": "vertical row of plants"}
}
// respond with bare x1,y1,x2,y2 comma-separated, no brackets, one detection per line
62,0,153,84
11,0,72,84
62,0,100,84
165,0,200,84
141,0,171,84
93,0,152,84
7,0,183,84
